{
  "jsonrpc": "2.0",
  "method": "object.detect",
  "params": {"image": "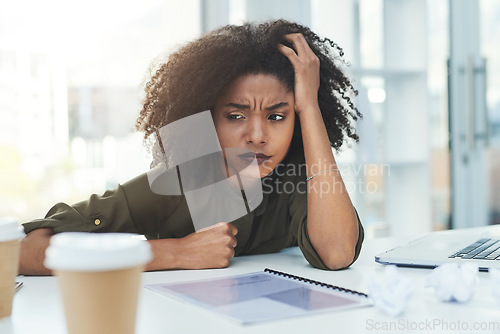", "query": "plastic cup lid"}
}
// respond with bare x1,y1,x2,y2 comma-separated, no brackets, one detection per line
0,218,25,242
44,232,152,272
